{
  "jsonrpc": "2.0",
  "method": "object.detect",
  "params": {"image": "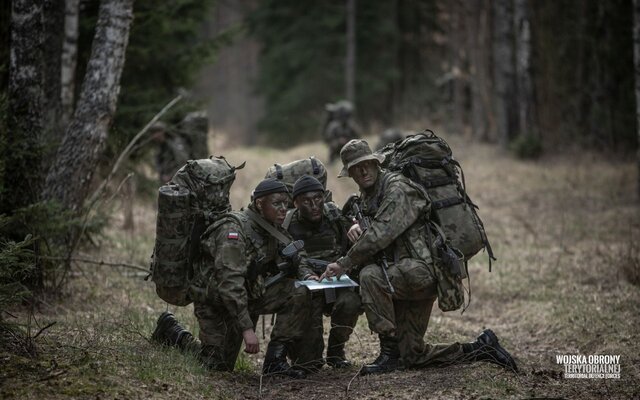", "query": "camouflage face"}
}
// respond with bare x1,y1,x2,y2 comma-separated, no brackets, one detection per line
294,190,324,223
338,139,384,178
256,192,289,225
348,160,379,191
